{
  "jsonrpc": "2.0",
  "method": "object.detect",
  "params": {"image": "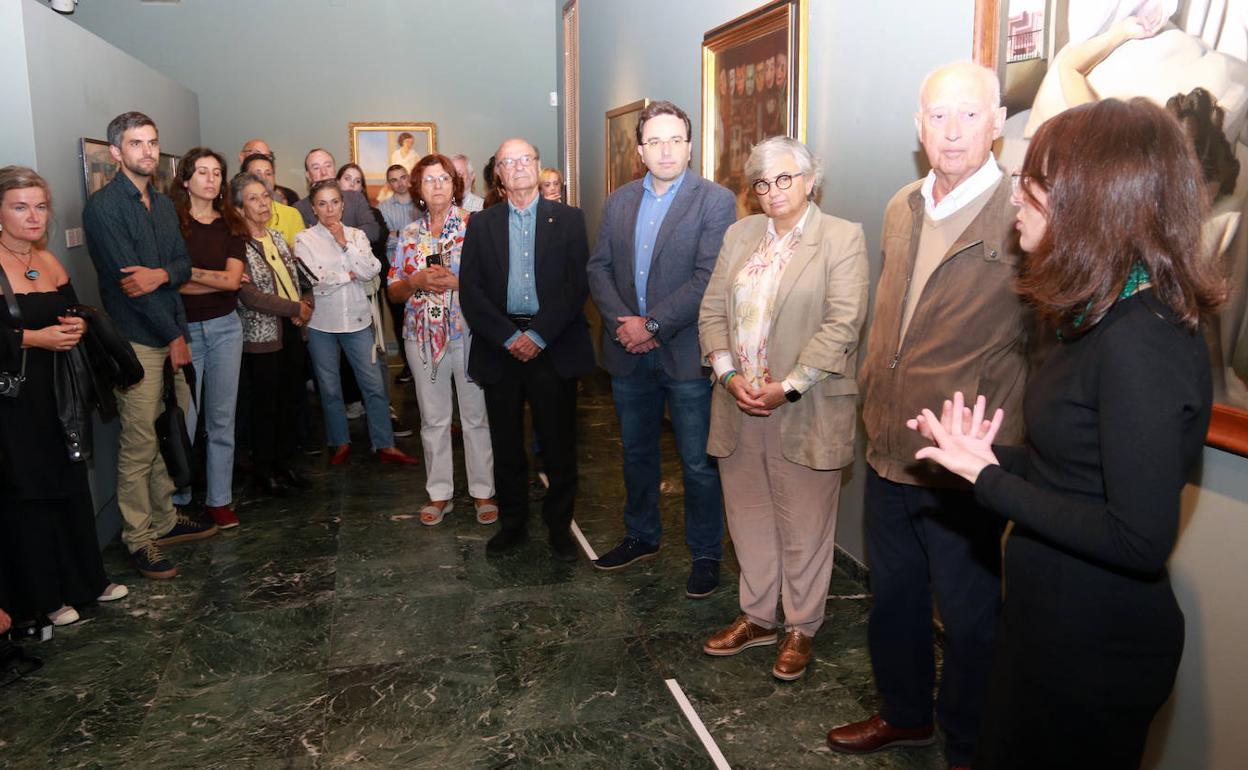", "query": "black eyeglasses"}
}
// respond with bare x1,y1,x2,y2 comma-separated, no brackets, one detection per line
1010,172,1045,197
752,172,803,195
